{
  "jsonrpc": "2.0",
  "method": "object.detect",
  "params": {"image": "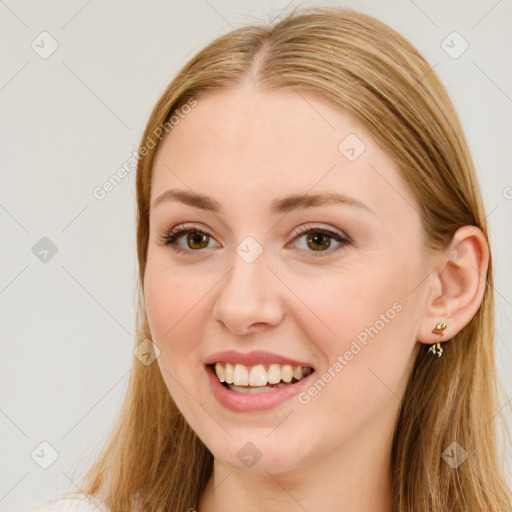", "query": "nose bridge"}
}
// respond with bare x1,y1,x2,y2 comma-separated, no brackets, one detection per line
213,239,283,333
